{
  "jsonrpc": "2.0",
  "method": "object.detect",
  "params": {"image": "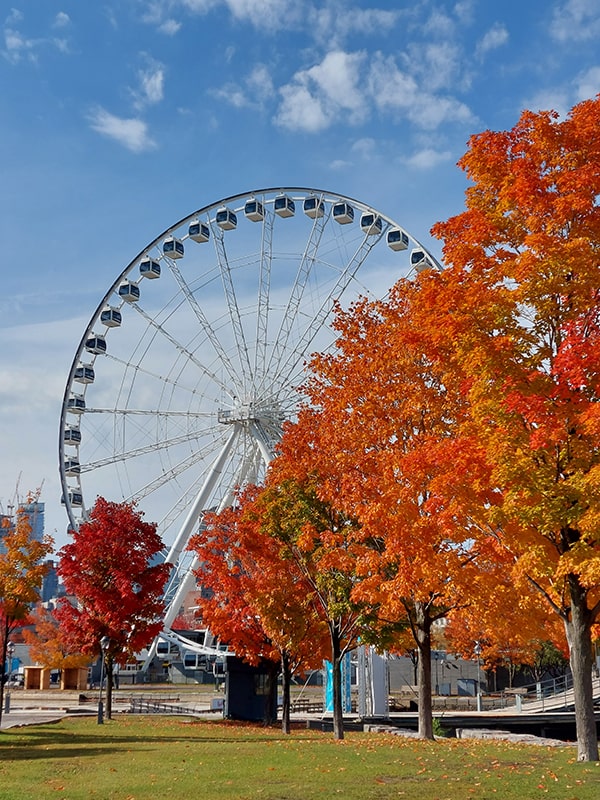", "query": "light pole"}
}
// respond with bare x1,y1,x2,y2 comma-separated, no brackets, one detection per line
97,636,110,725
474,642,482,712
4,641,15,715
